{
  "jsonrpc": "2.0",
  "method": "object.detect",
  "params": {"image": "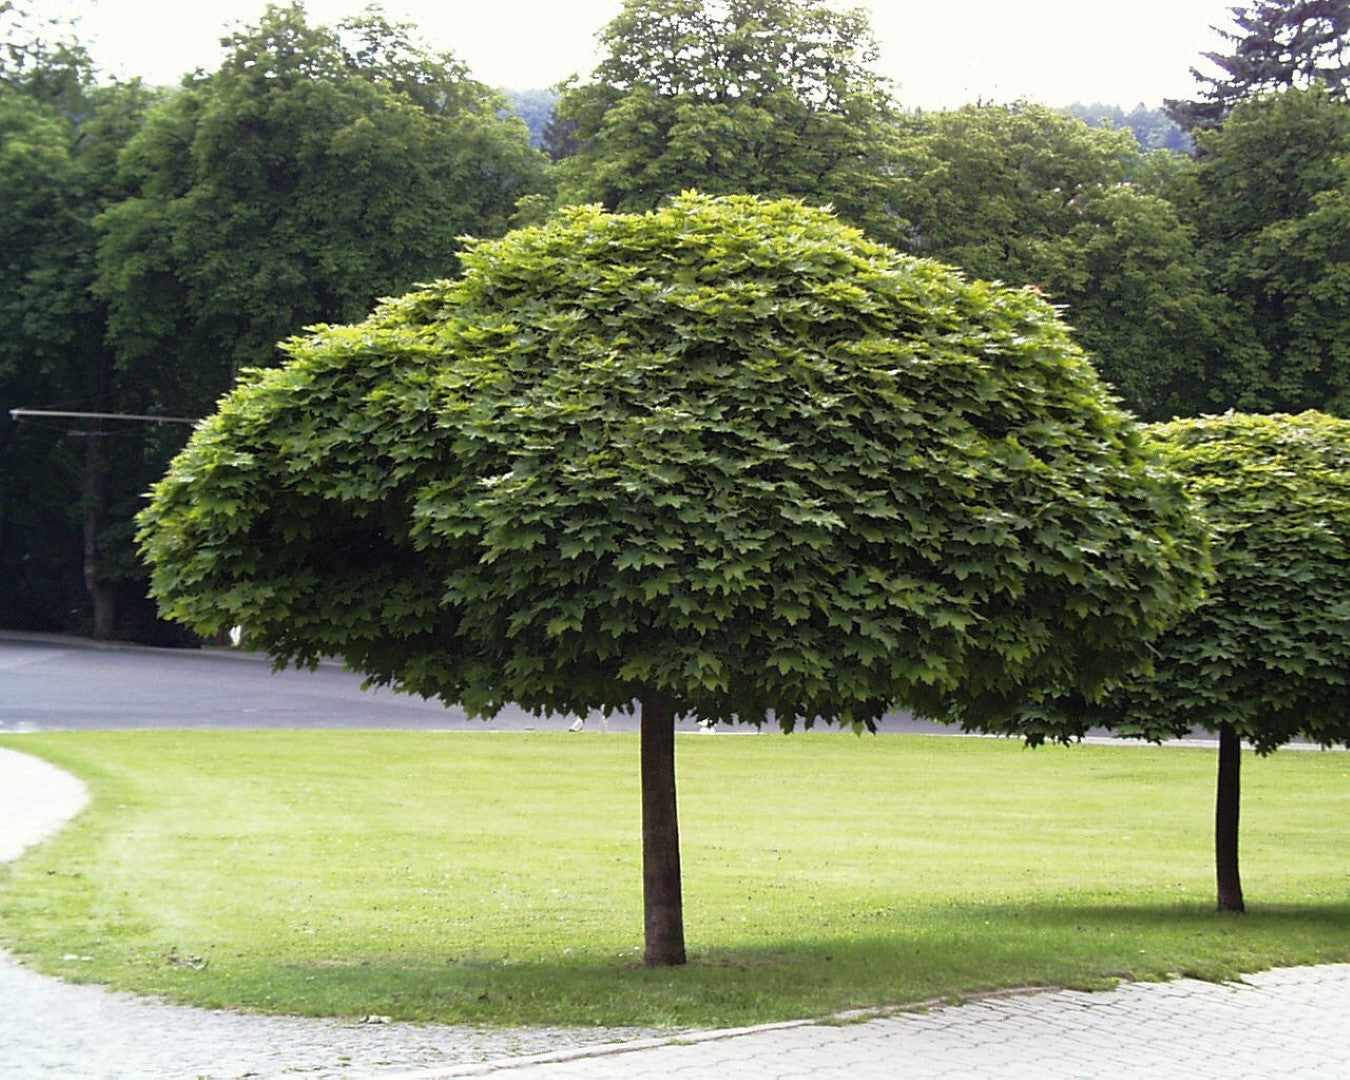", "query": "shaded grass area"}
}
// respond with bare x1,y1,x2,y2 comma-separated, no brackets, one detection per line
0,730,1345,1028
